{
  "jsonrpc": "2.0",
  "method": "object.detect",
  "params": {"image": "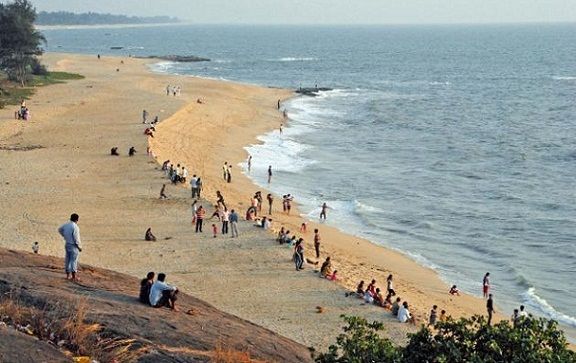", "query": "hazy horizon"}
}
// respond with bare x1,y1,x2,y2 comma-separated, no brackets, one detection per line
16,0,576,25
